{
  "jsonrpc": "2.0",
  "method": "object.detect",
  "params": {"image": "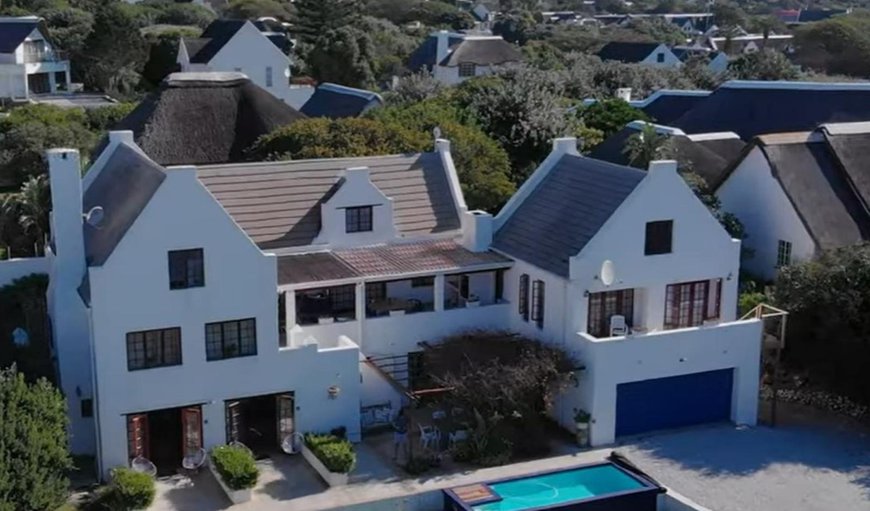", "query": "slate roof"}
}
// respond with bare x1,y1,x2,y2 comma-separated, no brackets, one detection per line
637,91,711,125
277,240,511,285
185,19,246,63
106,72,306,166
671,82,870,139
596,41,661,63
82,143,166,267
197,152,461,250
300,83,383,119
493,154,646,277
0,19,38,53
407,33,464,72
